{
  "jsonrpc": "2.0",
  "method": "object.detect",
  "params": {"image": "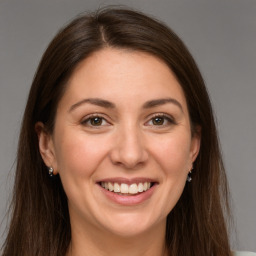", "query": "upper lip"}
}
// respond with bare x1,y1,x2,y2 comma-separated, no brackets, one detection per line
96,177,158,185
